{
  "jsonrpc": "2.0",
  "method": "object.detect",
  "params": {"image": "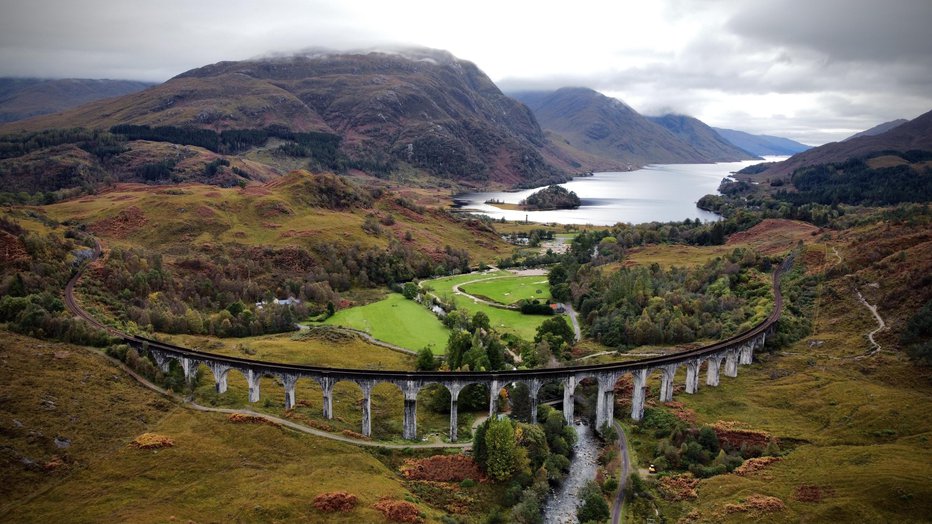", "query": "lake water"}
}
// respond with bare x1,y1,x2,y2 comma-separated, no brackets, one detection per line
454,157,786,225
